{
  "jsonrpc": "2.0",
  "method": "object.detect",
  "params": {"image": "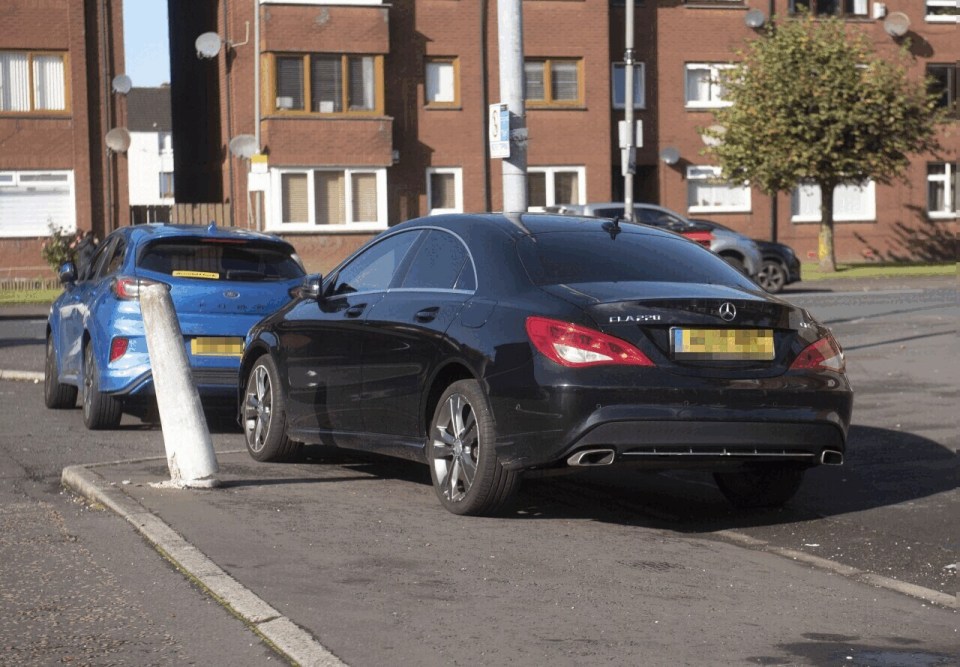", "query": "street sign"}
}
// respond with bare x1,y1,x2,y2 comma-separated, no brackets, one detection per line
489,103,510,159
